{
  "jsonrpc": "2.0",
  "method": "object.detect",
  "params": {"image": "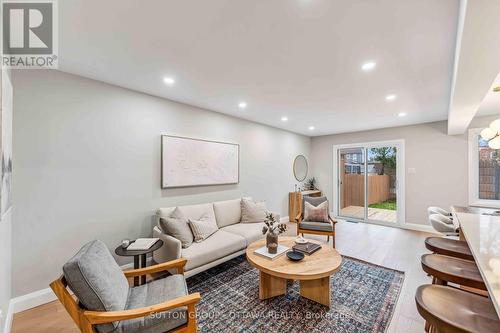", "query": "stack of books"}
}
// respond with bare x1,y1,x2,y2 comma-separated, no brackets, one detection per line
292,242,321,255
127,238,159,250
254,245,289,260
